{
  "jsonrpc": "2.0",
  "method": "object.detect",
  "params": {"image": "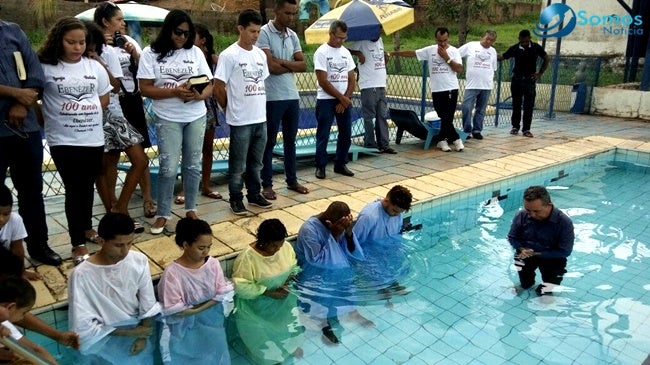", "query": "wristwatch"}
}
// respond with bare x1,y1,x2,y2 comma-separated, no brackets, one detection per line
446,58,452,64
